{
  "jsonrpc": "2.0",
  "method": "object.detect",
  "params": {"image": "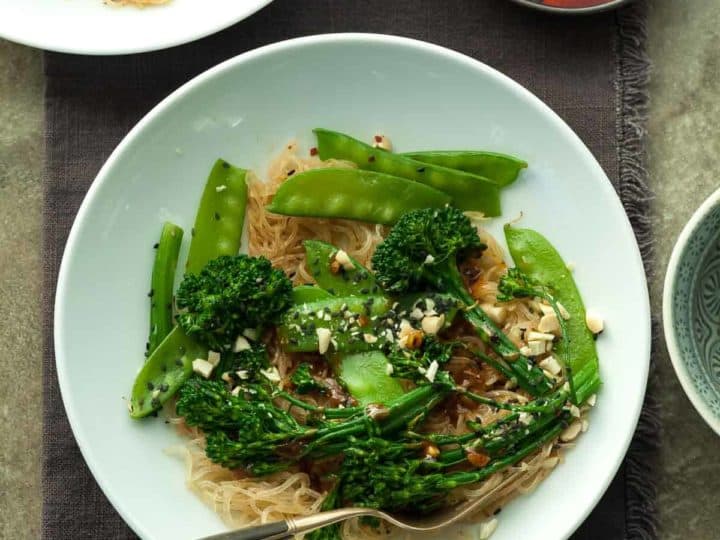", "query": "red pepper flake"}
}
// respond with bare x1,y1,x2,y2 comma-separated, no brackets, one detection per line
310,147,318,156
374,135,382,143
368,155,376,163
